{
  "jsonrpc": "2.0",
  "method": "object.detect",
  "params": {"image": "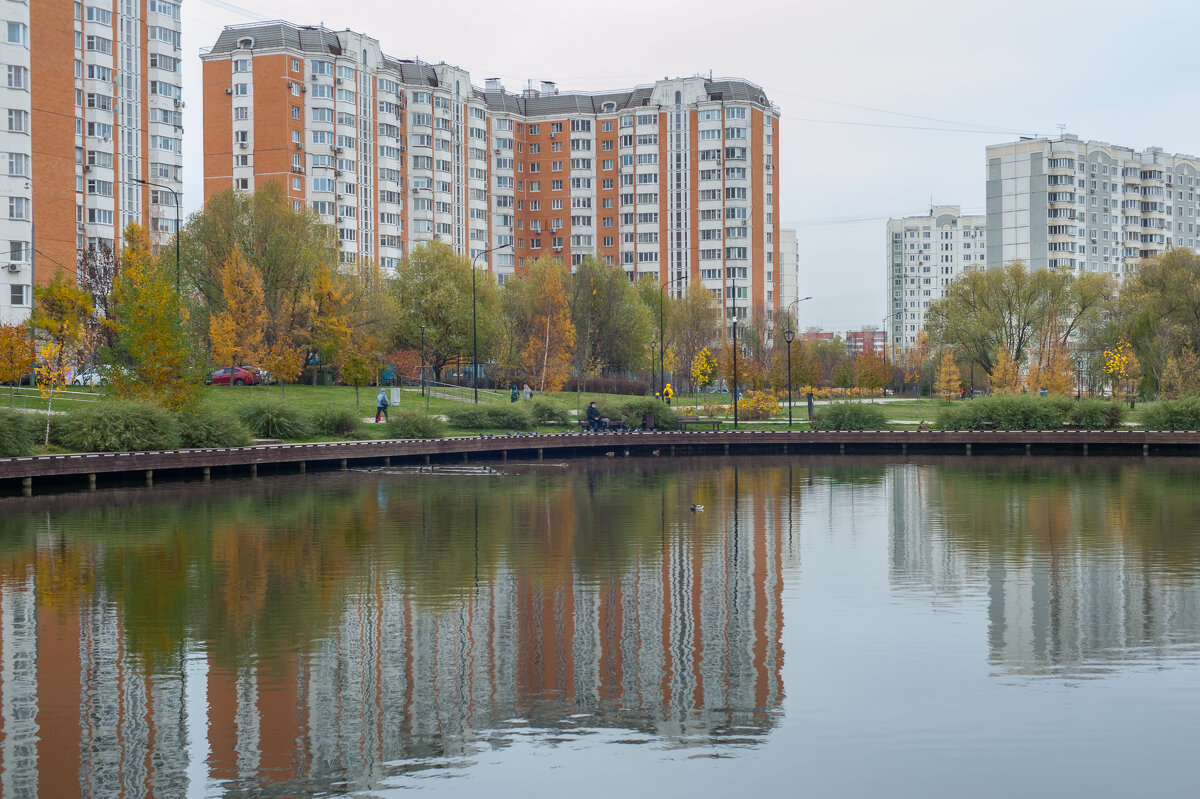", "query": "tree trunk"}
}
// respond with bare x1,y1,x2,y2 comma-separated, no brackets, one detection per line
354,383,360,409
44,392,52,446
540,317,550,392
